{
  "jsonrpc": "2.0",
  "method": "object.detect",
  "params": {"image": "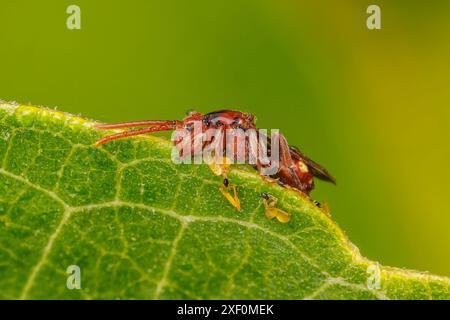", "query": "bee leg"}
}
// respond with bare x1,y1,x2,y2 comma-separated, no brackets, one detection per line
275,132,311,193
219,184,241,211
